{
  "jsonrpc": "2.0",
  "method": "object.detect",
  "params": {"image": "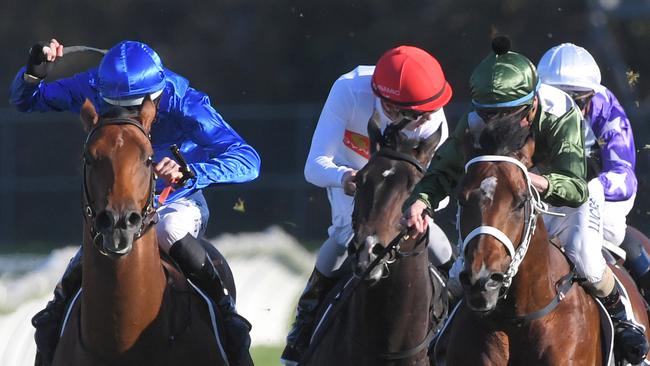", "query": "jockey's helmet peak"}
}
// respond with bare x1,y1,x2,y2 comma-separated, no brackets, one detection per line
471,36,539,109
98,41,166,106
537,43,601,92
371,45,452,112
